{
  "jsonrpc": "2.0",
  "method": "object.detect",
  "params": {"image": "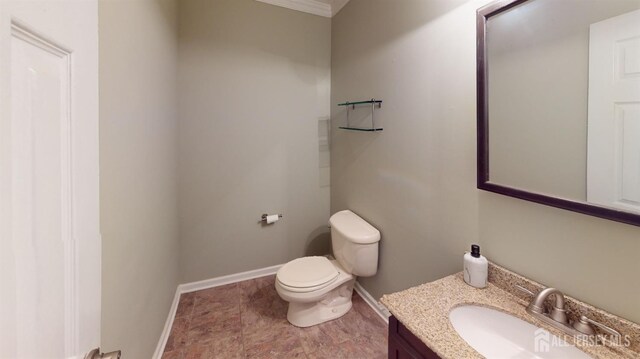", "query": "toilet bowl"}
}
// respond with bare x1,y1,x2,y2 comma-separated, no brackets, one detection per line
275,210,380,327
